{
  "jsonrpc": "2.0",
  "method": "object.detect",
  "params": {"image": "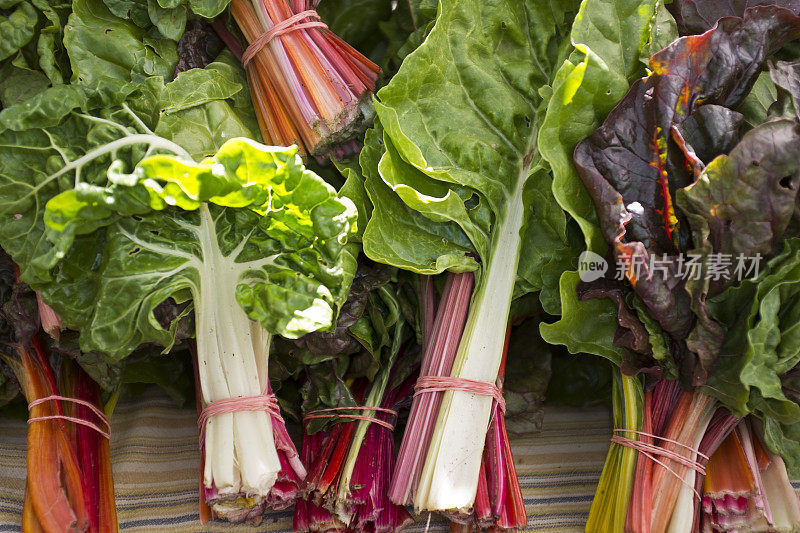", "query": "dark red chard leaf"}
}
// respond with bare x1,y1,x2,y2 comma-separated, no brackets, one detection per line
669,0,800,35
297,262,393,357
578,277,667,377
175,20,225,75
574,6,800,381
652,7,800,107
574,75,695,341
675,106,744,166
783,365,800,404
